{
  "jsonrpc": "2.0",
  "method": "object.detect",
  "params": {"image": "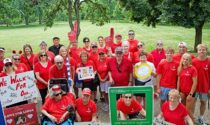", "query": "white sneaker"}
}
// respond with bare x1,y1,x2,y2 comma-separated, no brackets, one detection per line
197,117,209,125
